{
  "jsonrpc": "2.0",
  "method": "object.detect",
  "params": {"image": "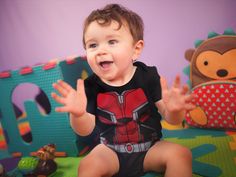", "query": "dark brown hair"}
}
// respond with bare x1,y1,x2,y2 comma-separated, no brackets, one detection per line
83,4,144,48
